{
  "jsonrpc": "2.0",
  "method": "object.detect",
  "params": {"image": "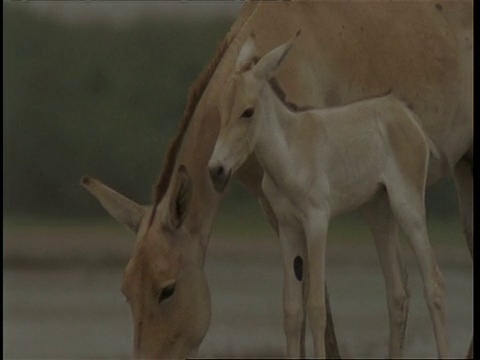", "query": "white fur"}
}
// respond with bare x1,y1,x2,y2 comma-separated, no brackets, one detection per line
209,37,449,359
